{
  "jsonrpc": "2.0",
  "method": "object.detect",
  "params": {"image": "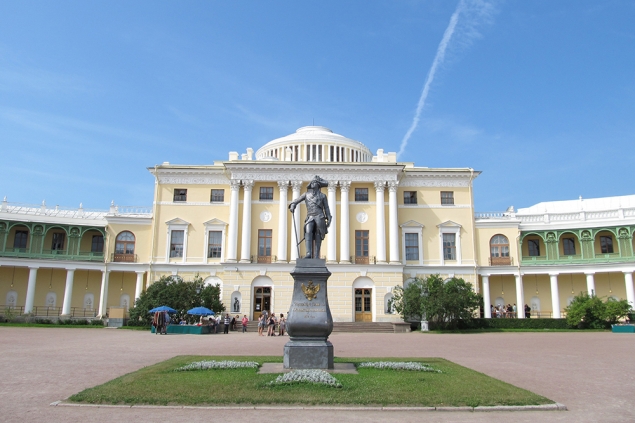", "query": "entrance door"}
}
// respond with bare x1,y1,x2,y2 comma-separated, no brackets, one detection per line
355,288,372,322
253,287,271,320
